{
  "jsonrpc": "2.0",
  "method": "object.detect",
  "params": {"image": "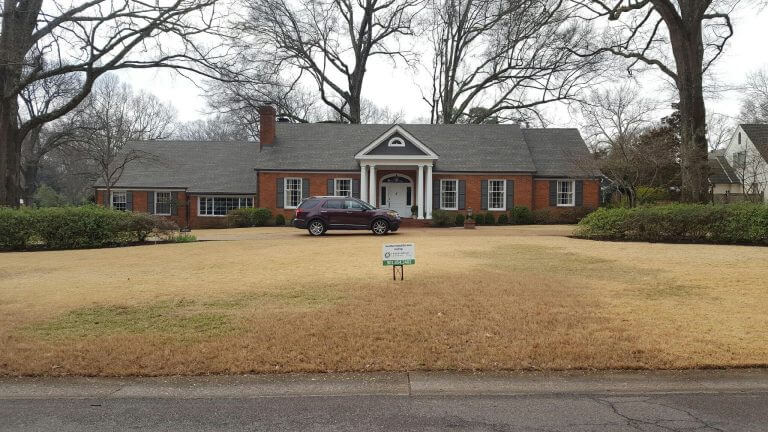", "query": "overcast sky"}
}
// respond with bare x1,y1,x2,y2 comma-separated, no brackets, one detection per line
118,6,768,126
